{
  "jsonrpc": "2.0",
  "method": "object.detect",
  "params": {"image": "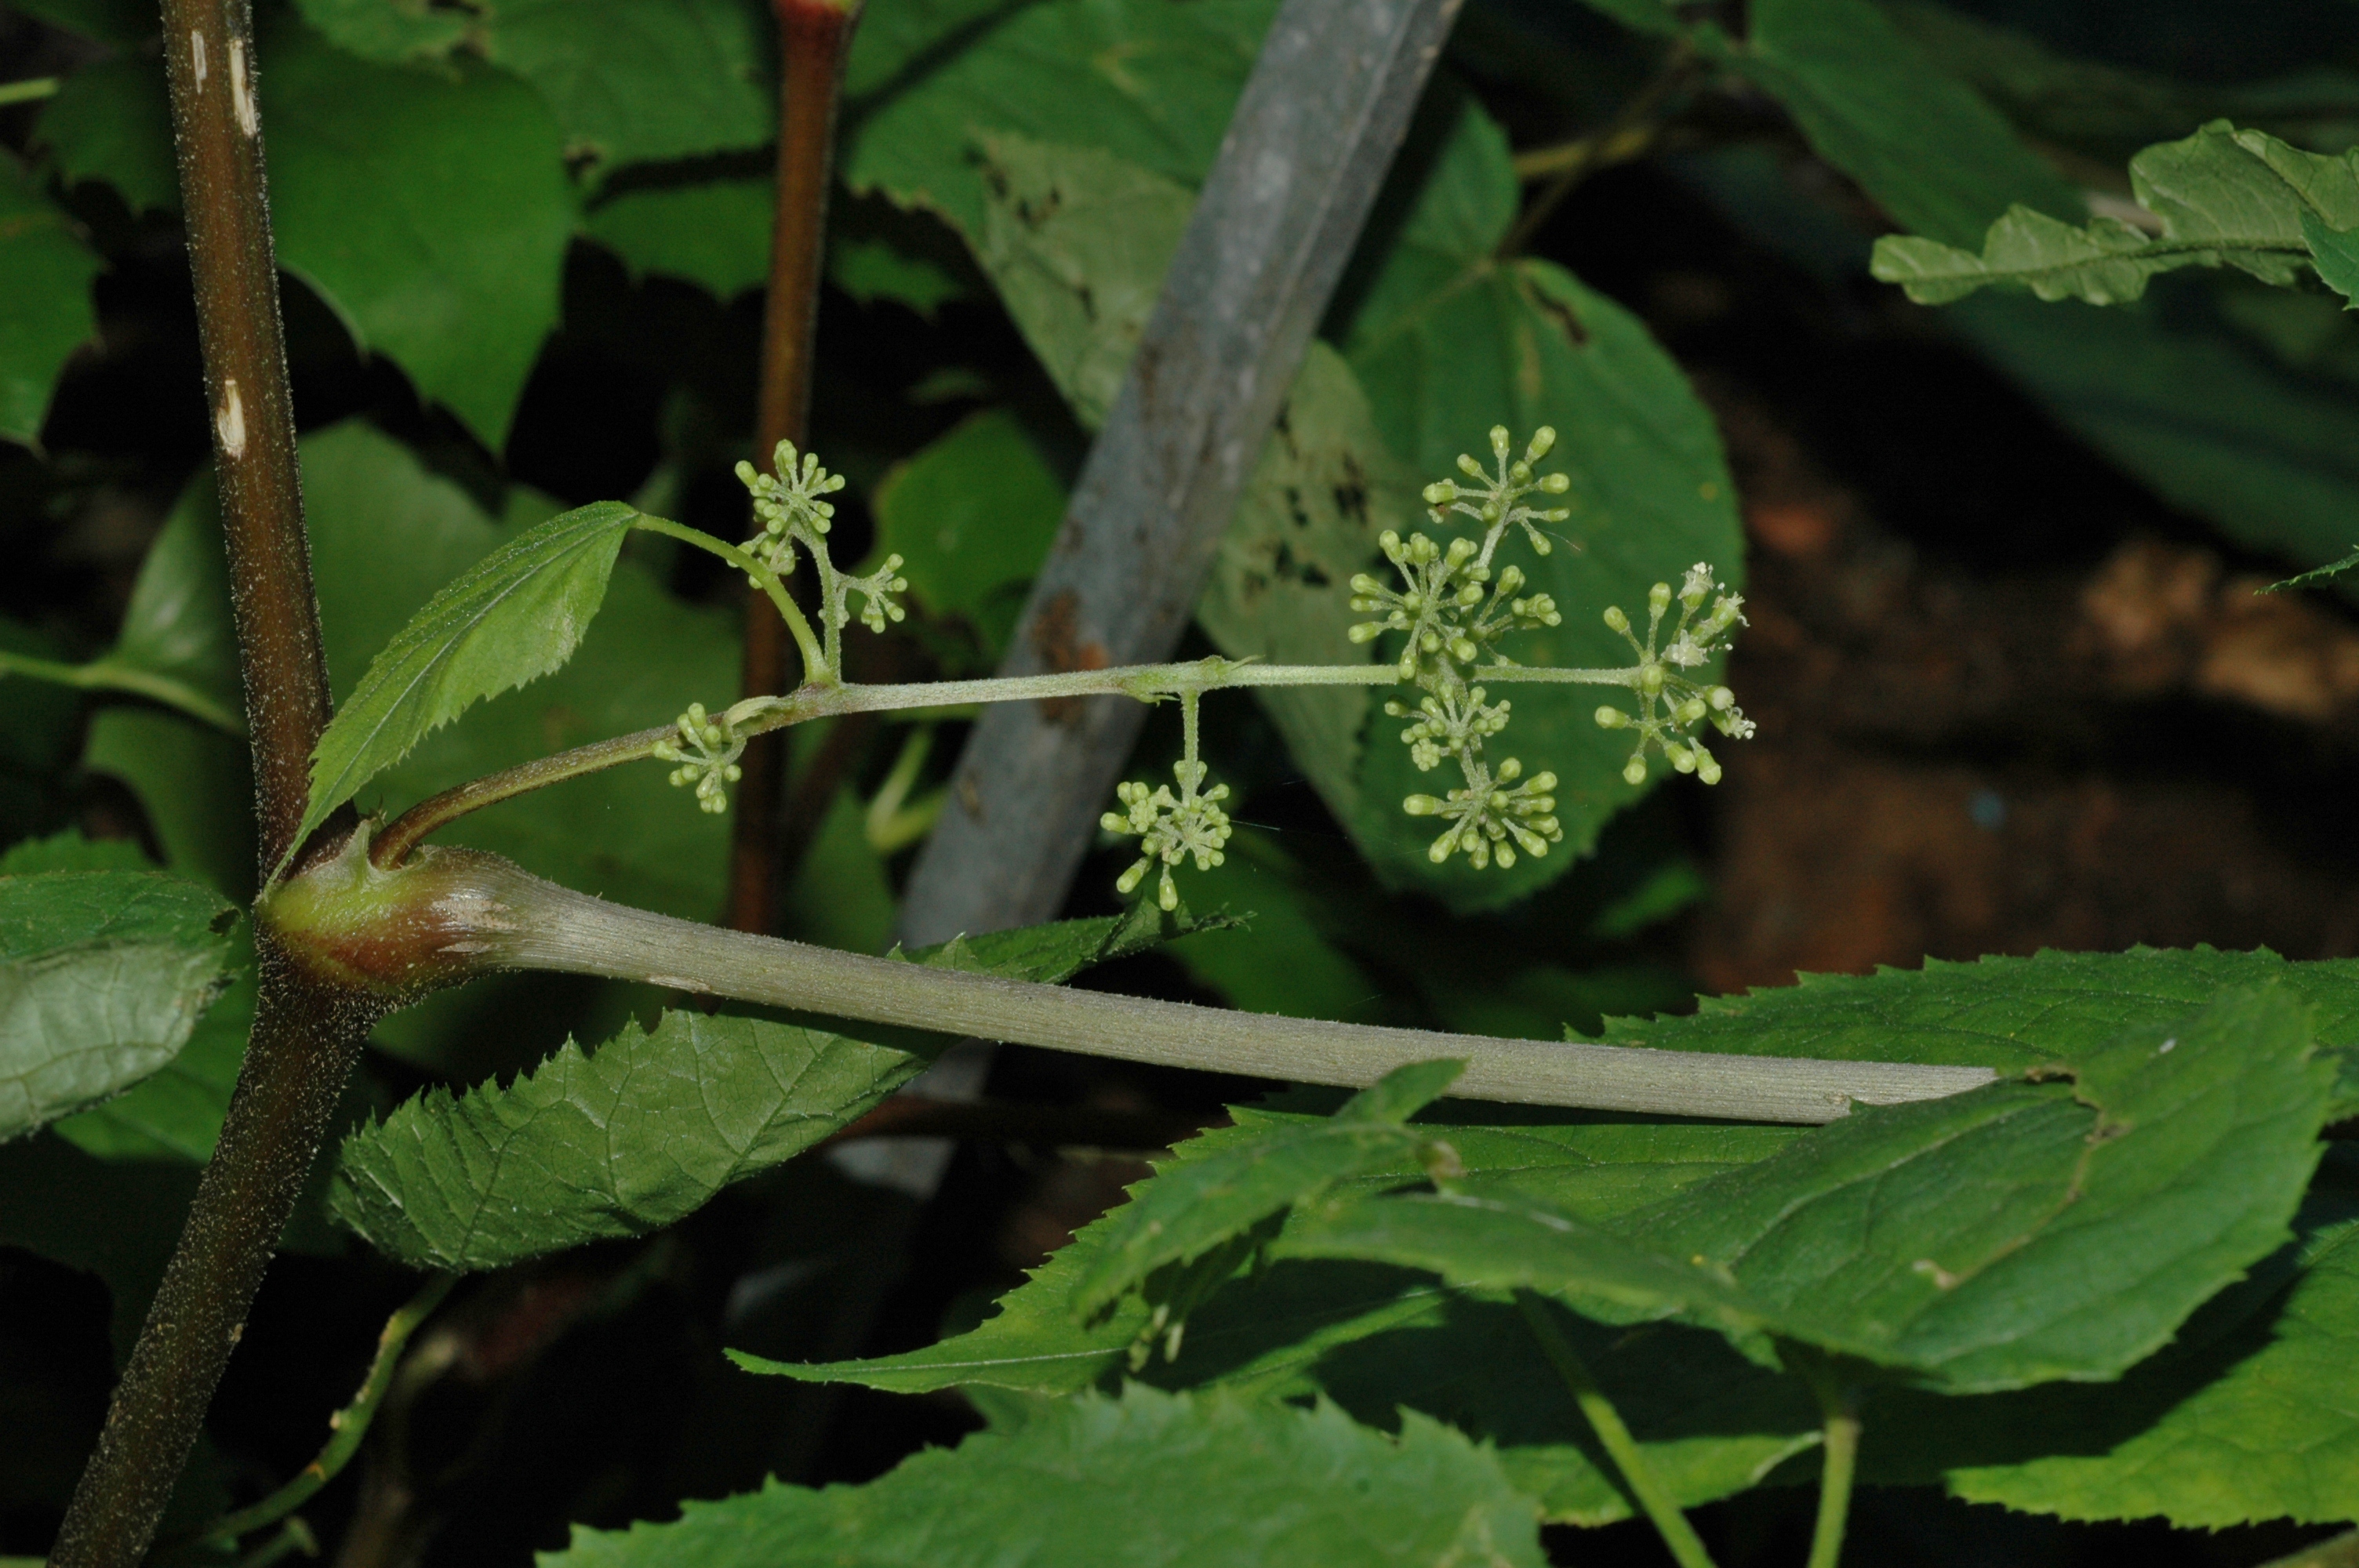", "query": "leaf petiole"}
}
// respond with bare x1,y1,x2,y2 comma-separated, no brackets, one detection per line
1515,1290,1718,1568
